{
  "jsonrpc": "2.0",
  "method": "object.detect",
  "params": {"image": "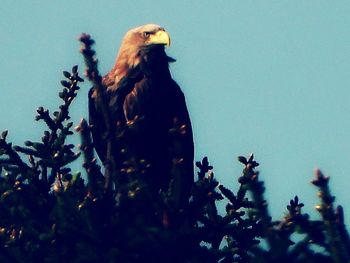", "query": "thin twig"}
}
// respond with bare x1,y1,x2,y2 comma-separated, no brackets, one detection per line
79,33,117,190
